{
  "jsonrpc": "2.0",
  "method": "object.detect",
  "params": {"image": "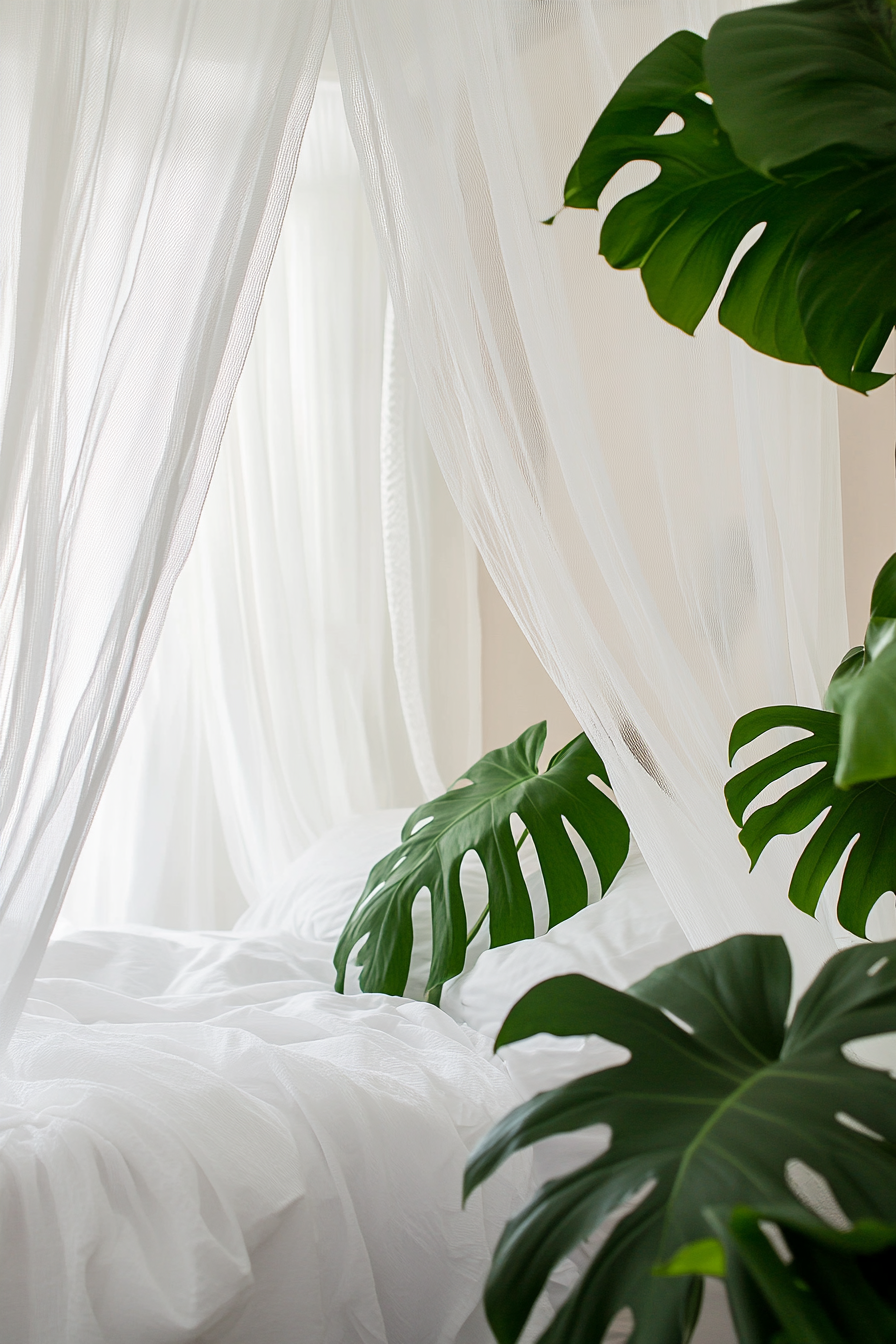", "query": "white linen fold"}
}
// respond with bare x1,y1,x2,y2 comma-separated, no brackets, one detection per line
5,926,537,1344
